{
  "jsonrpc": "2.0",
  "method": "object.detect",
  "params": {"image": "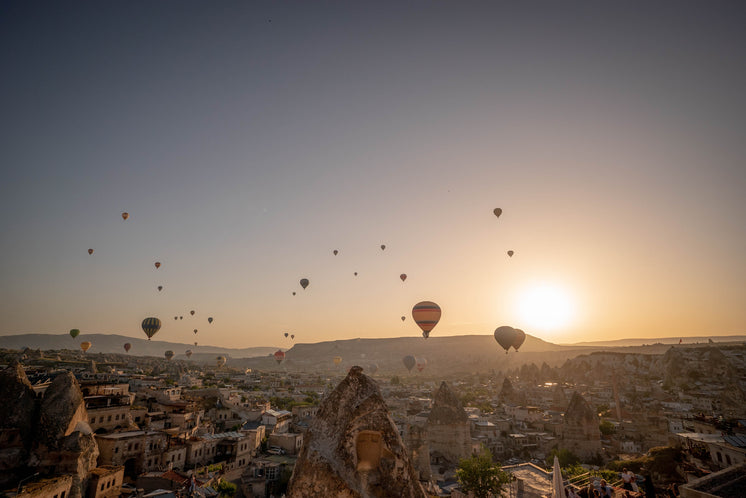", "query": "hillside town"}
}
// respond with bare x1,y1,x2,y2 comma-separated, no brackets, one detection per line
1,342,745,498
